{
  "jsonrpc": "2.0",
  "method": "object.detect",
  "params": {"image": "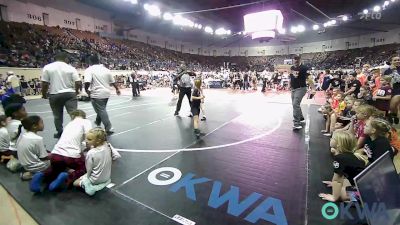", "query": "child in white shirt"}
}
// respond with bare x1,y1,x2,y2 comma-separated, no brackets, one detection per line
73,128,112,196
5,103,27,151
3,103,27,172
30,110,92,193
16,116,50,180
0,115,11,162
